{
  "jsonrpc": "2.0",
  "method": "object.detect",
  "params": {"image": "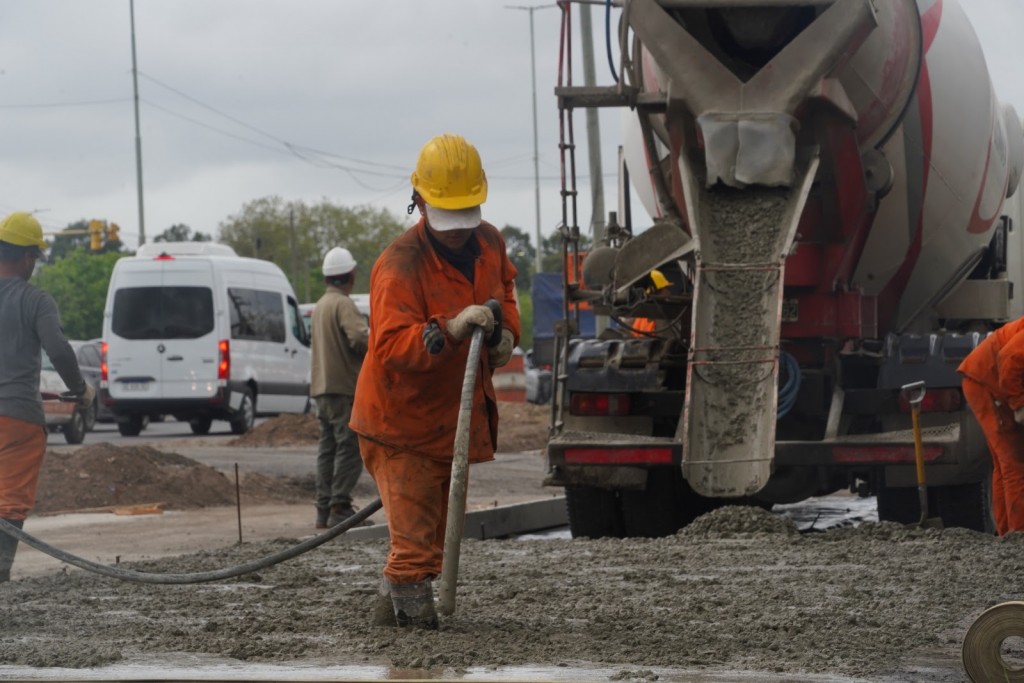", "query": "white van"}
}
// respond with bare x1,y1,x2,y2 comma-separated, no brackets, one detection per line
101,242,311,436
299,293,370,336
